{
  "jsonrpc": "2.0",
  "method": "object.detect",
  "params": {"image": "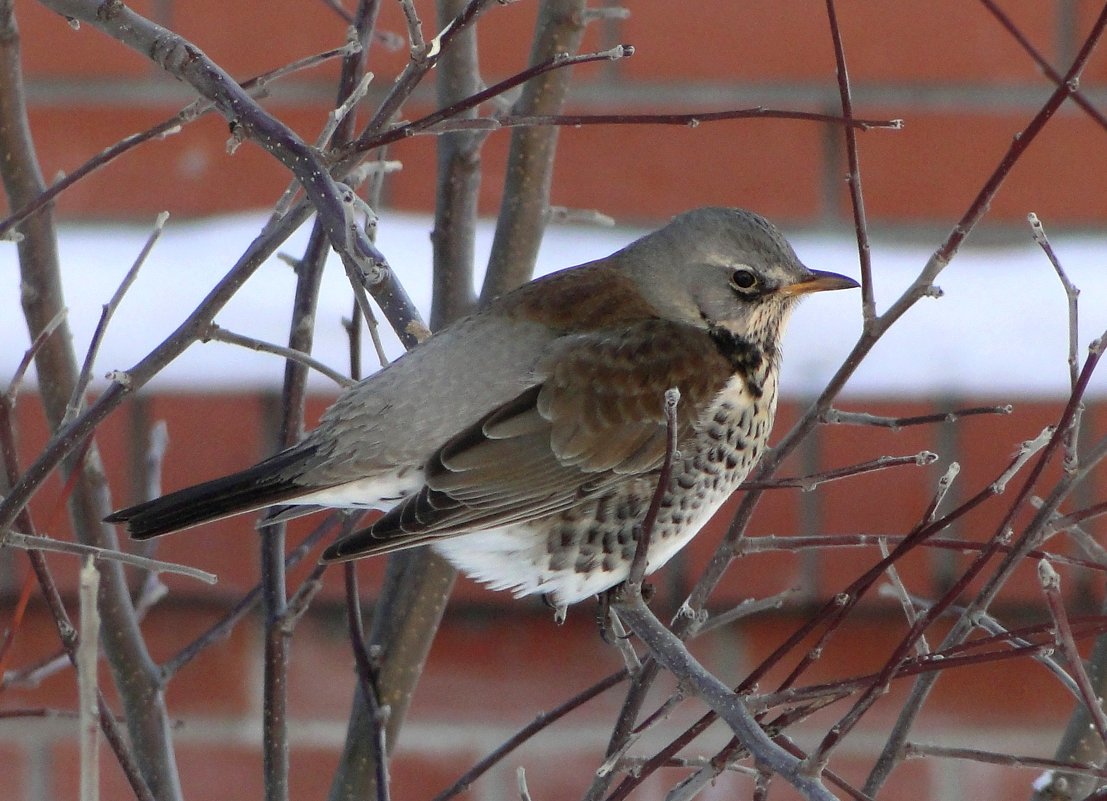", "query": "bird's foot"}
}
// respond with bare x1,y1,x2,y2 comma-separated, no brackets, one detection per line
541,592,568,624
595,581,654,643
